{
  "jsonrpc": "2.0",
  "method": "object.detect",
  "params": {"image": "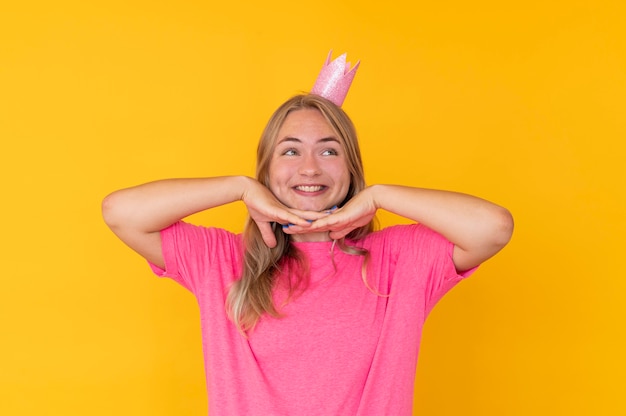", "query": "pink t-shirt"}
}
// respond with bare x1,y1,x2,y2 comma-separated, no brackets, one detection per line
150,222,475,415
